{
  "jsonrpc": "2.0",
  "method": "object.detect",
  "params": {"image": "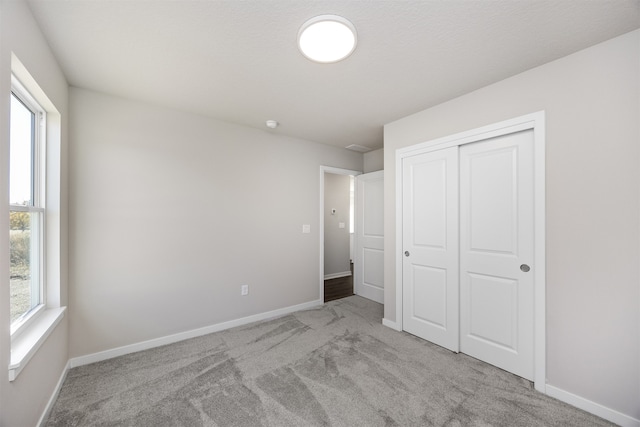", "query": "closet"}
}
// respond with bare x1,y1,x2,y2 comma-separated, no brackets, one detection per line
398,114,544,383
